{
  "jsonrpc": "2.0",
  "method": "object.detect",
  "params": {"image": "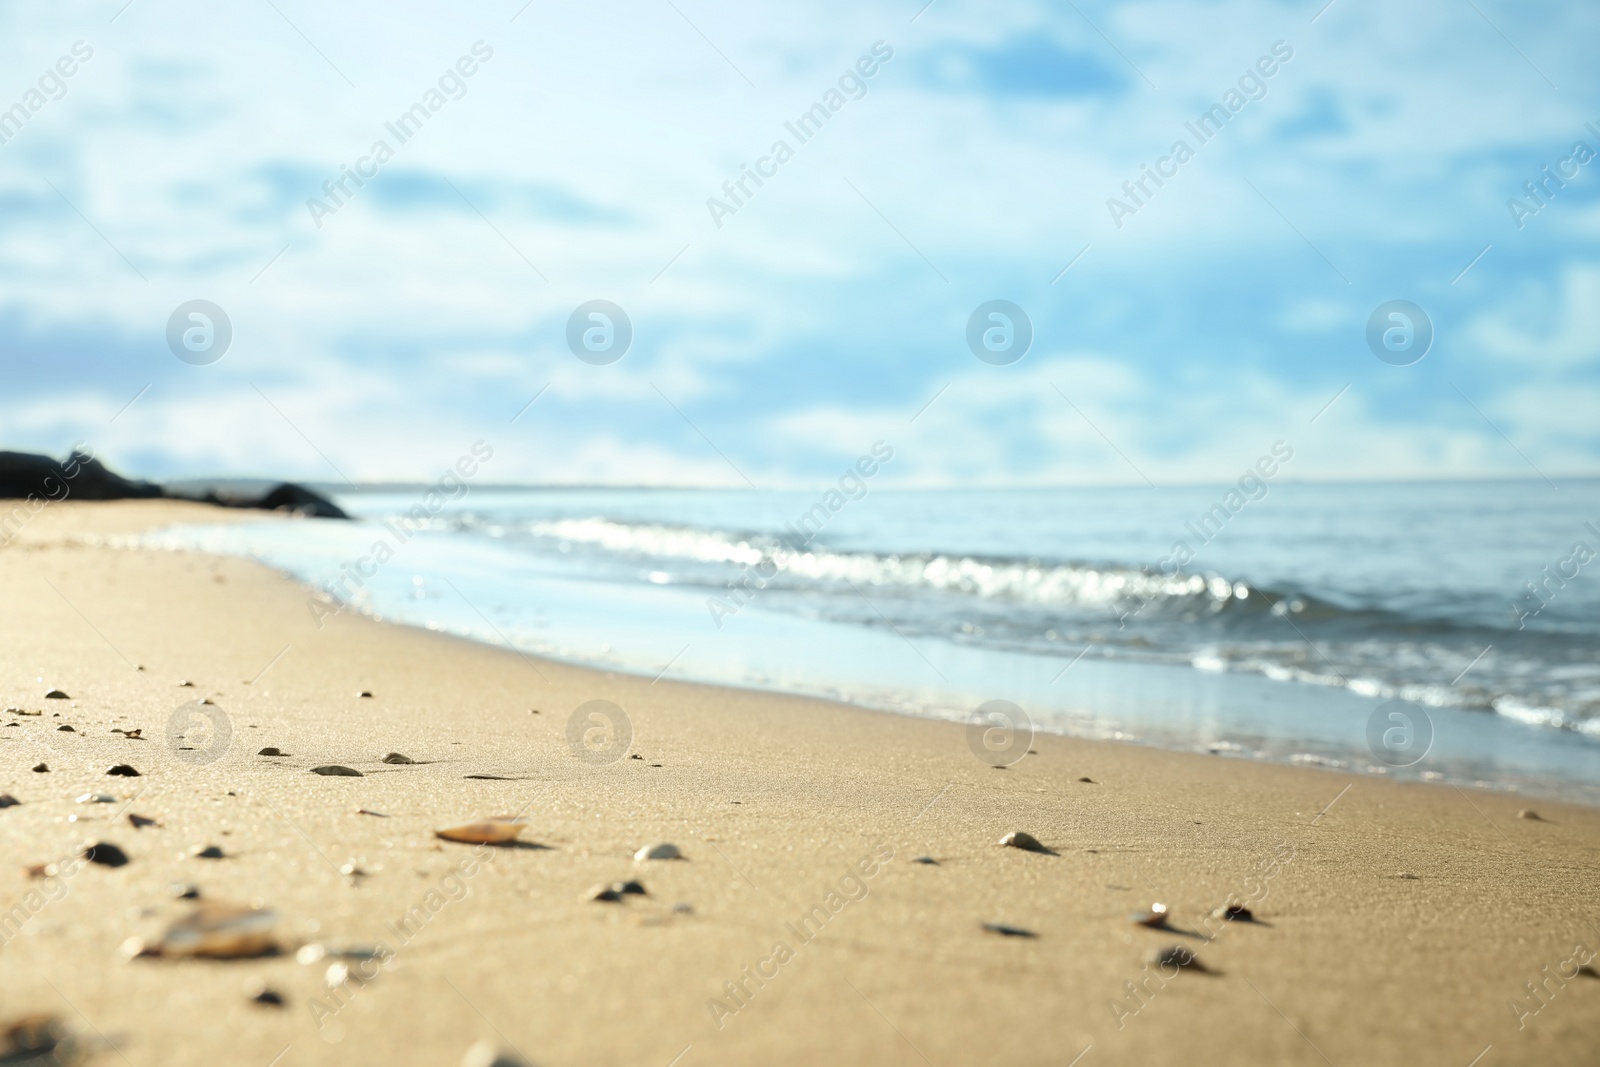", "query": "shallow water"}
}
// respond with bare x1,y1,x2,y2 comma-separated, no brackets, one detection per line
139,480,1600,804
